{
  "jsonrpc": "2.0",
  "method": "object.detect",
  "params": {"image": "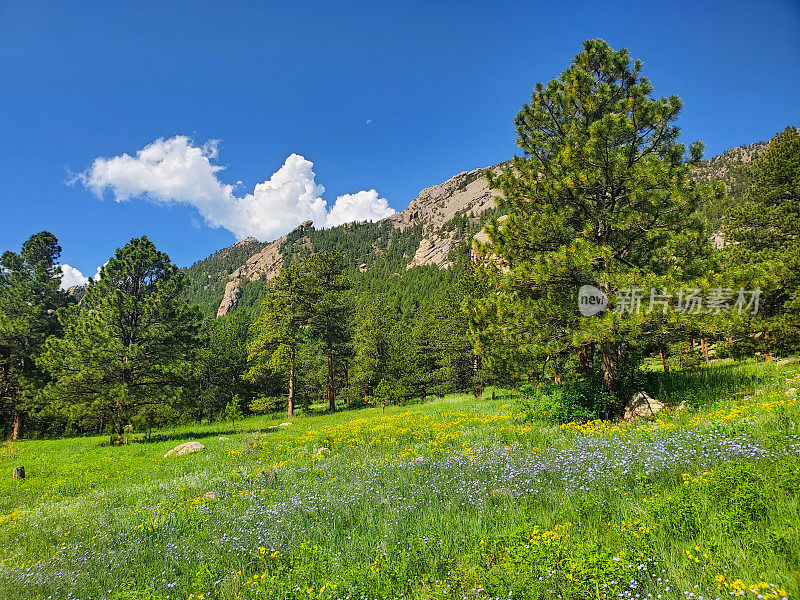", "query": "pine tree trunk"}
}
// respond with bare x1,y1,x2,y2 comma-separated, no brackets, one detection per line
577,347,591,375
343,361,350,408
701,338,710,363
659,349,670,373
473,355,483,398
11,409,22,441
601,341,619,398
288,348,295,419
327,351,335,413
